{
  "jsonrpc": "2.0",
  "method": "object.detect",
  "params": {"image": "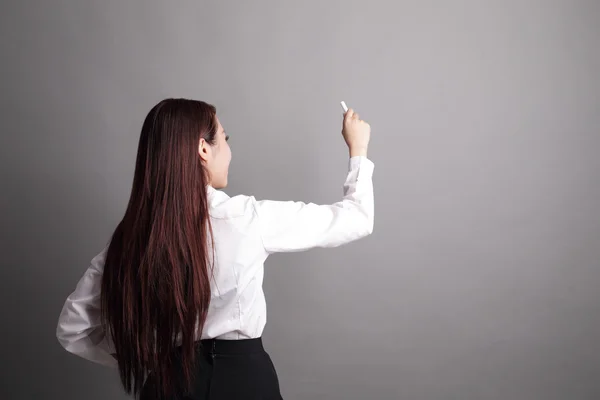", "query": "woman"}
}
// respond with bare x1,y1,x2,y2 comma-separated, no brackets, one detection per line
56,98,374,399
